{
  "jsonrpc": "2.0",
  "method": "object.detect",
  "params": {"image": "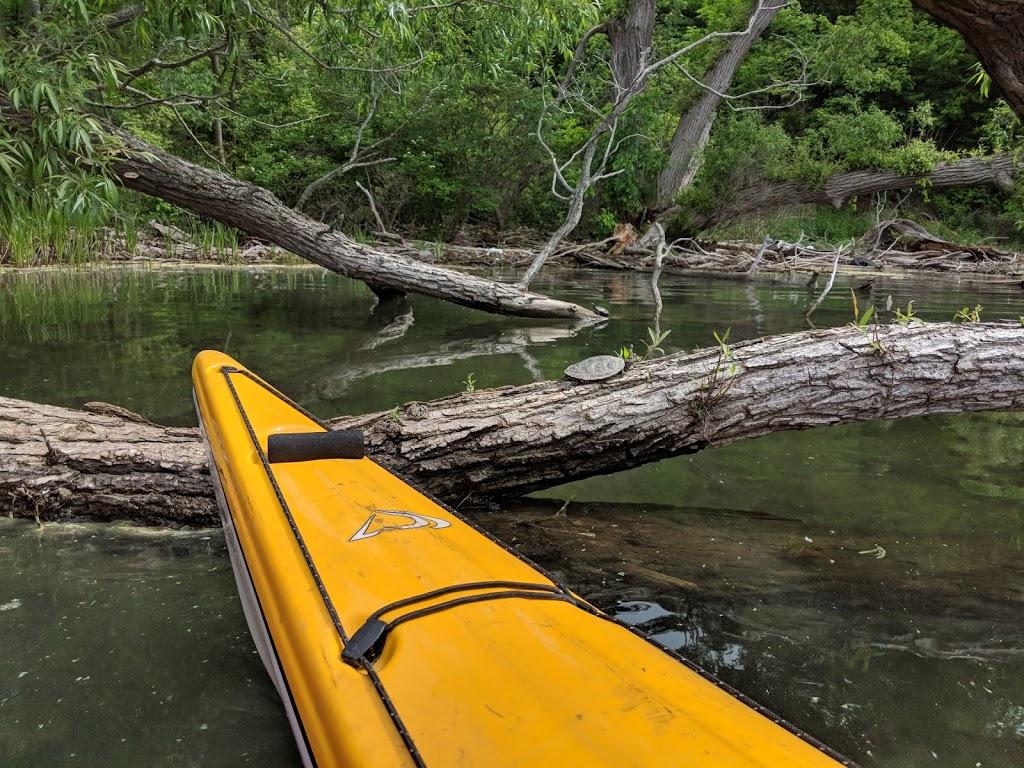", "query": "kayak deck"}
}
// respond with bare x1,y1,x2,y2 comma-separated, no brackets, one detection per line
192,350,852,768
